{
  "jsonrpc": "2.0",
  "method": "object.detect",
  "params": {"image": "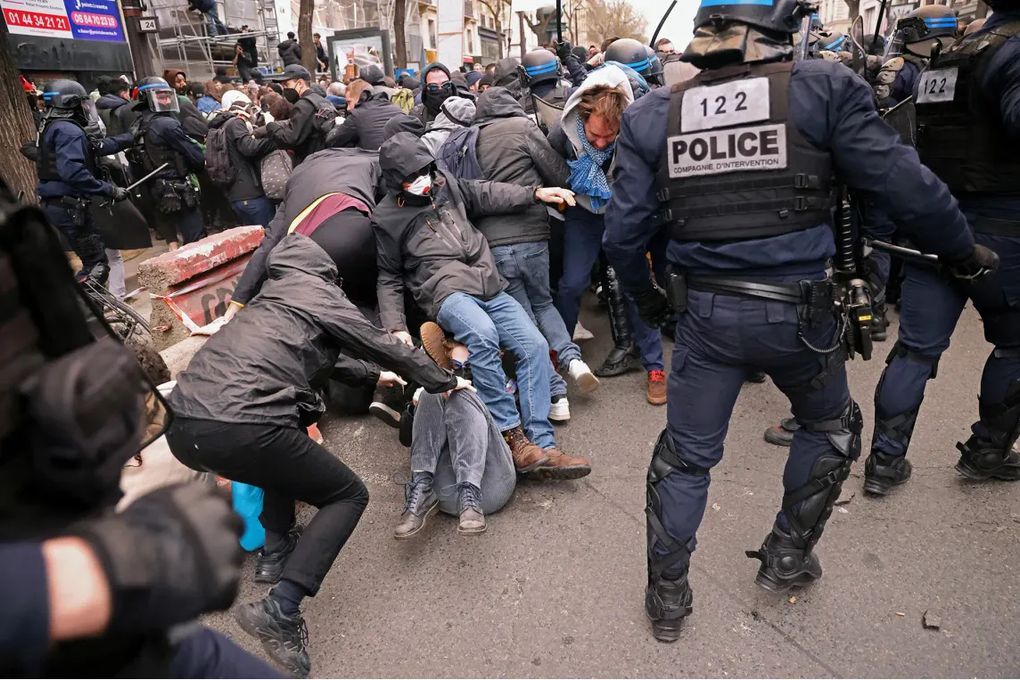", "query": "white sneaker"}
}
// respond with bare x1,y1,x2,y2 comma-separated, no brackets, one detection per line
573,322,594,342
568,359,601,394
549,395,571,422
